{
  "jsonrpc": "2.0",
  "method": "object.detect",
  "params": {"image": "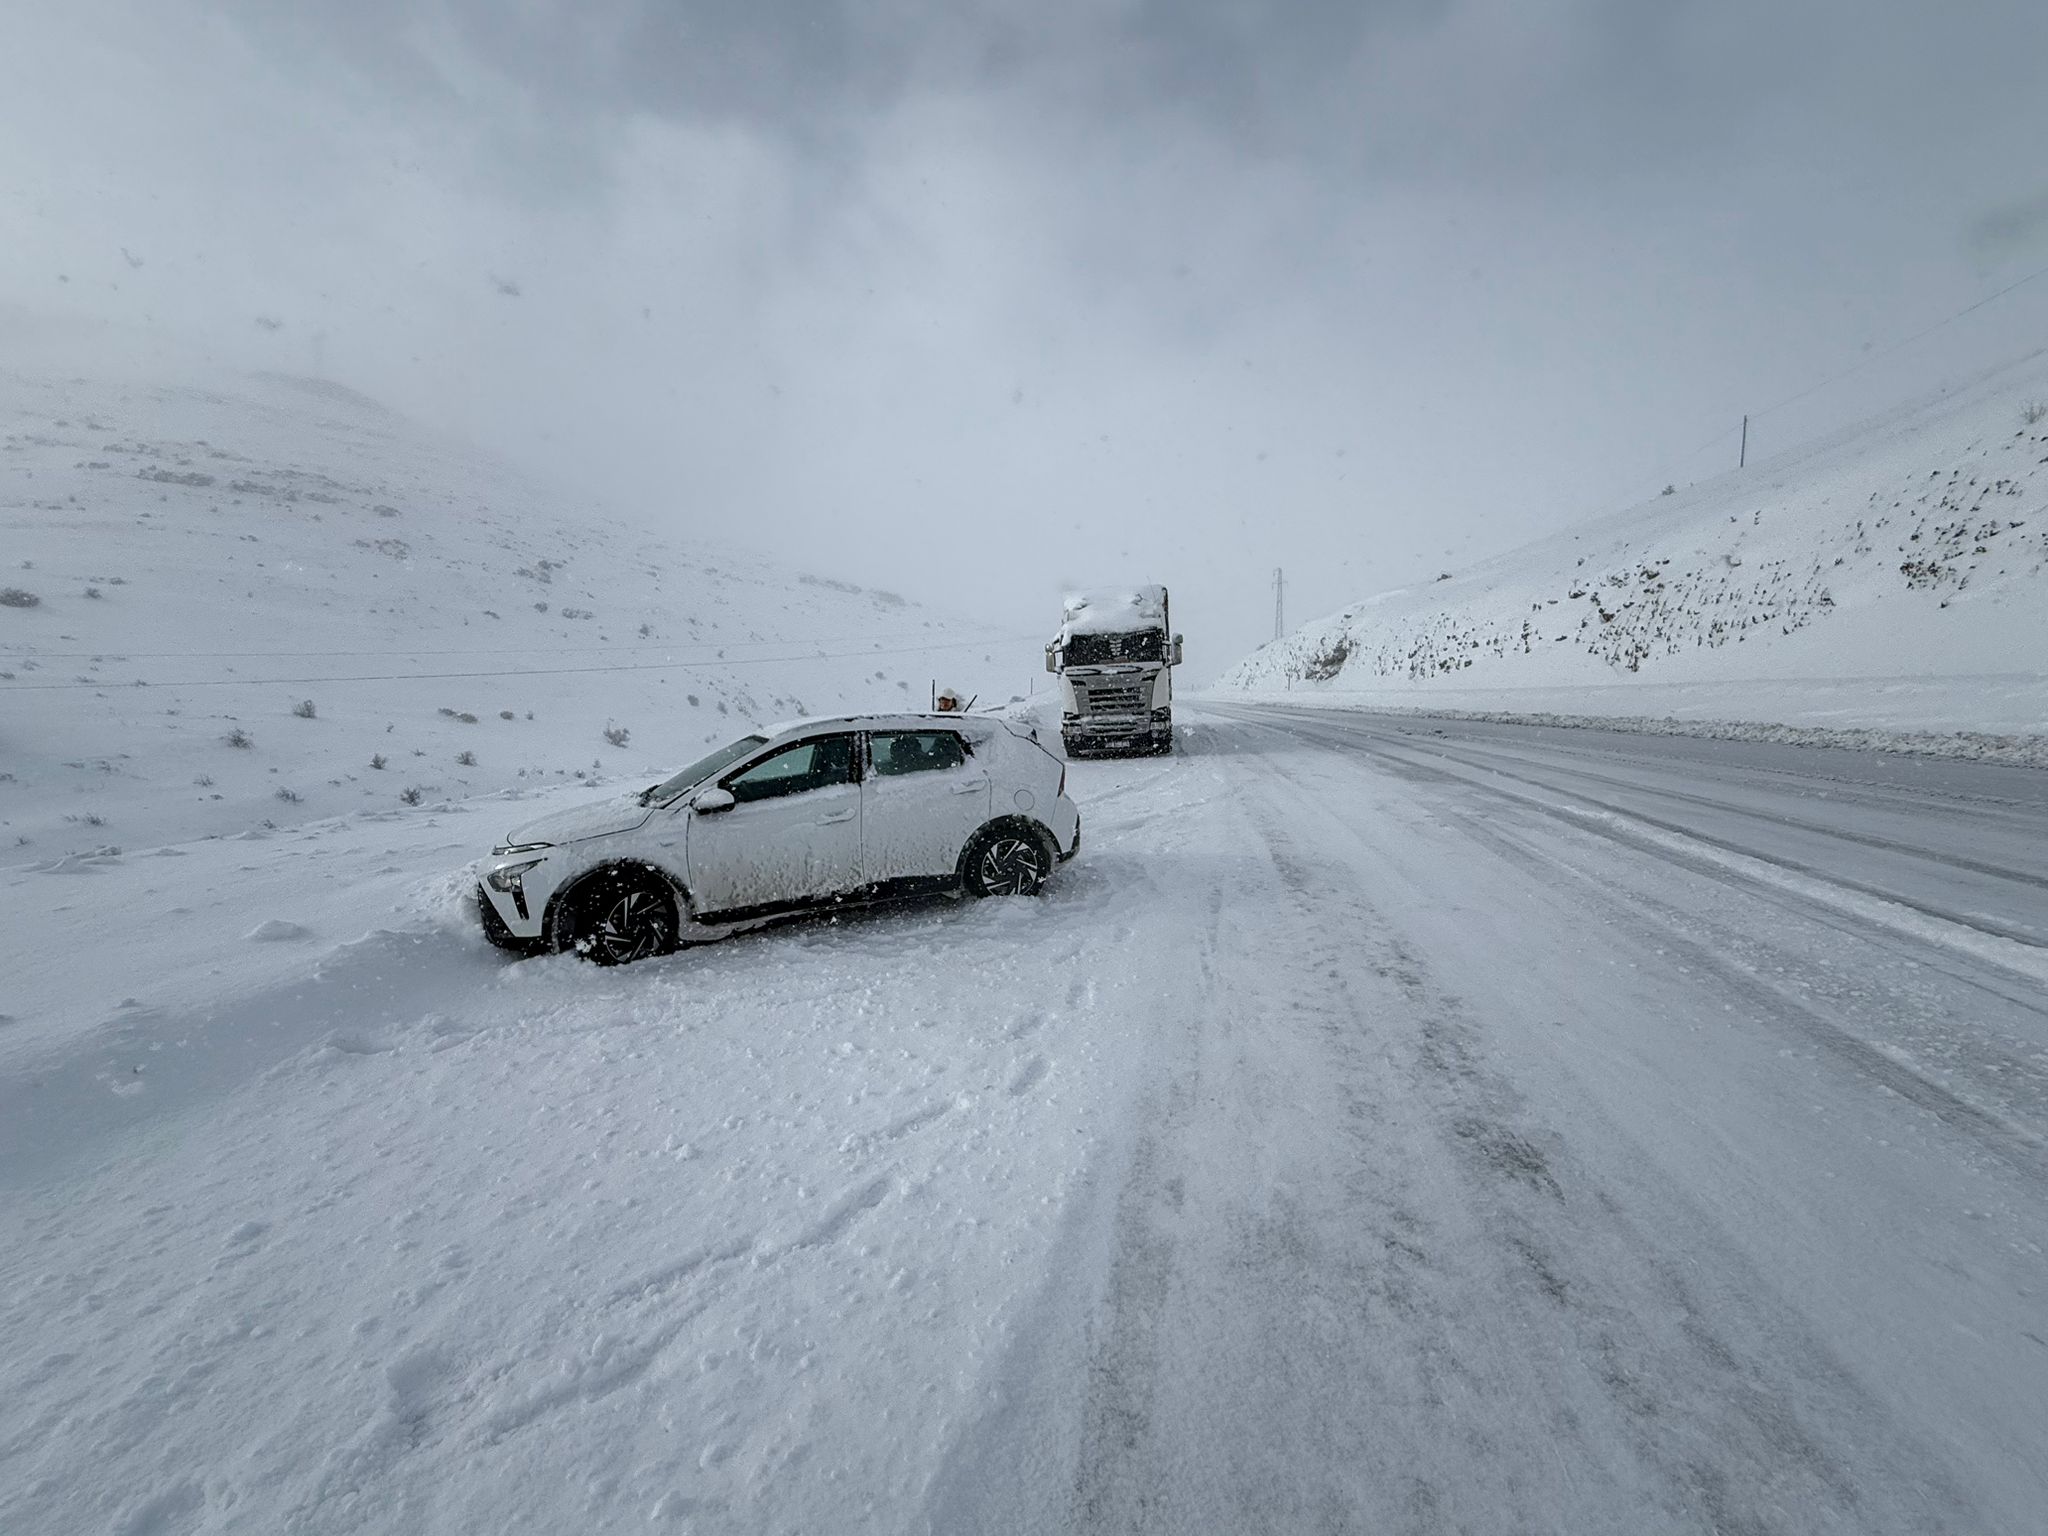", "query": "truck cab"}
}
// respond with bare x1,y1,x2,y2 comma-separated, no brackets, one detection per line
1045,585,1184,757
